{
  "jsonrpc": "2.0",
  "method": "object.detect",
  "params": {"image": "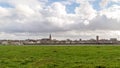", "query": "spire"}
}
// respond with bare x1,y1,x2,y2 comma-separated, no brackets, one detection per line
49,34,52,40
